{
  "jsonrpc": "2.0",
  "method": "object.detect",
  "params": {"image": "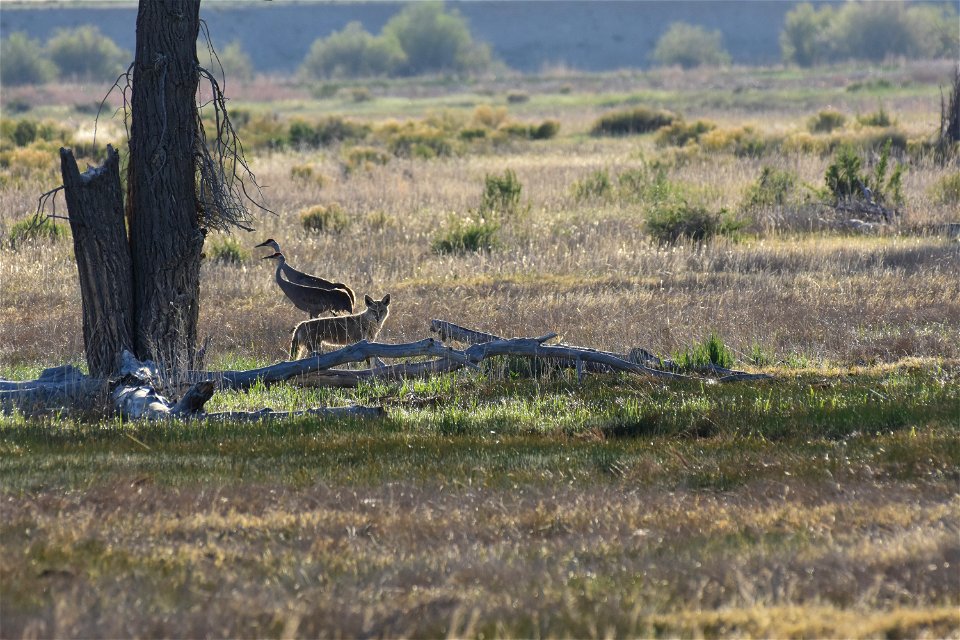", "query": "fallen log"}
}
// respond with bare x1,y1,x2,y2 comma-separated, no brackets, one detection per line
196,338,474,391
